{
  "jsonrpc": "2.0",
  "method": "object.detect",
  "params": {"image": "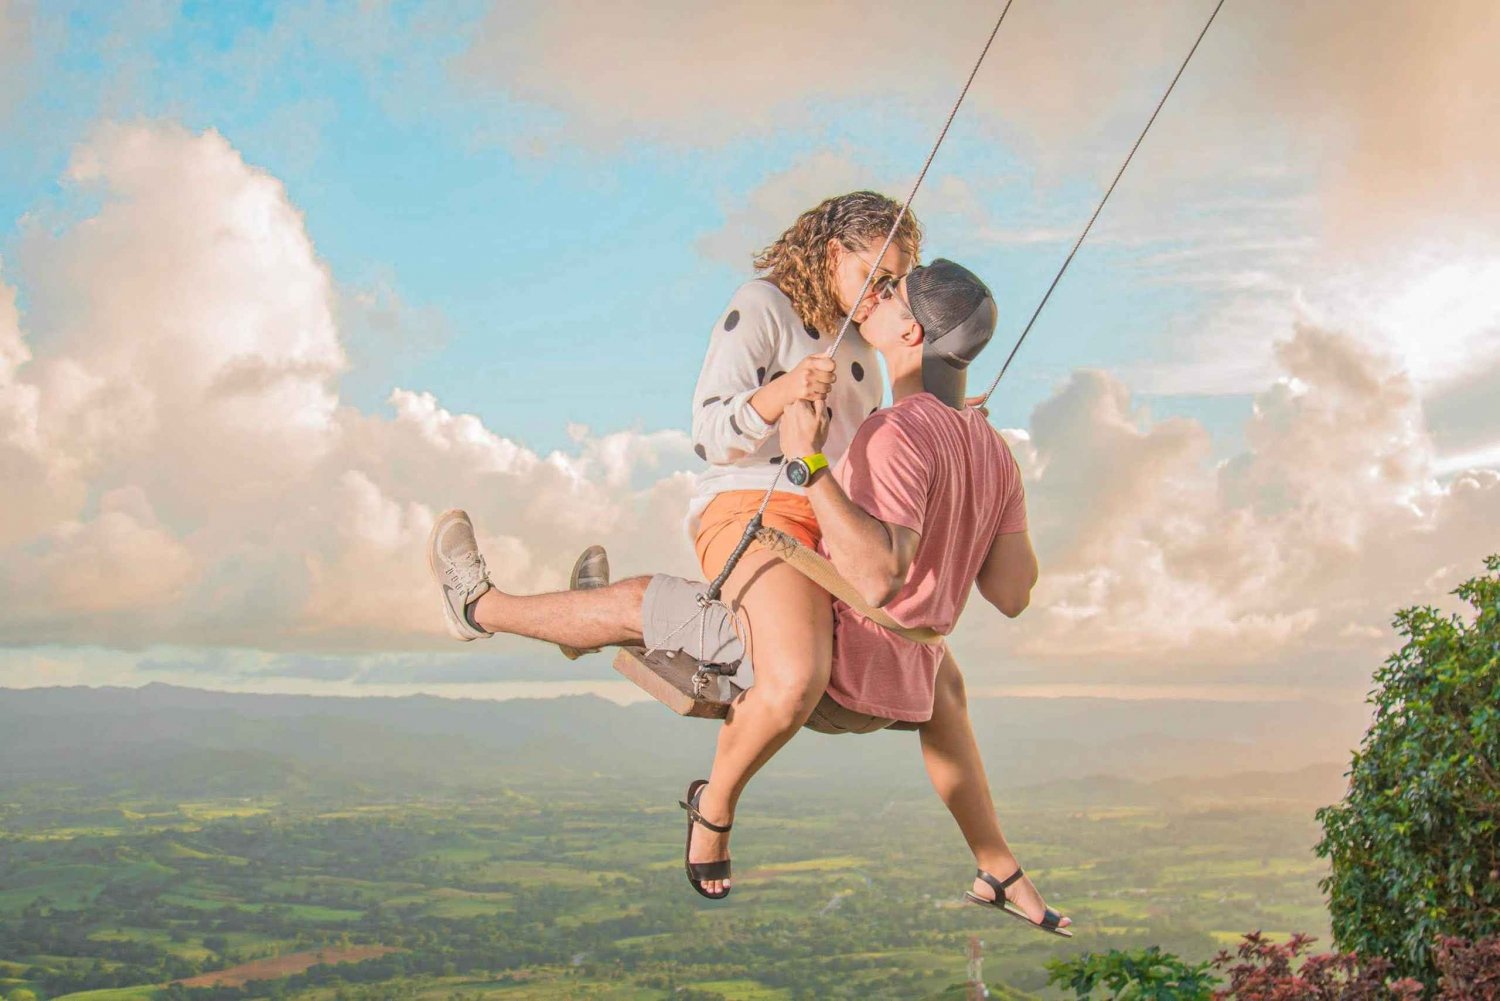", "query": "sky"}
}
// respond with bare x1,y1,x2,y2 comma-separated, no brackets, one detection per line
0,0,1497,708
